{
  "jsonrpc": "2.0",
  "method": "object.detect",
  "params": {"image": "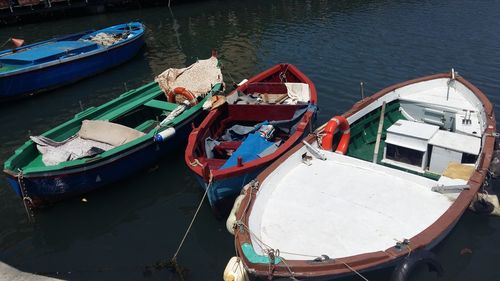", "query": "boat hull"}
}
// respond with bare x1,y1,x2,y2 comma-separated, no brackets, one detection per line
242,211,461,281
0,25,145,99
195,166,263,216
4,111,204,207
232,72,497,280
